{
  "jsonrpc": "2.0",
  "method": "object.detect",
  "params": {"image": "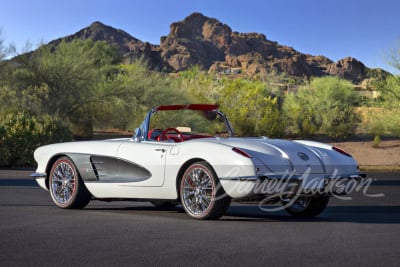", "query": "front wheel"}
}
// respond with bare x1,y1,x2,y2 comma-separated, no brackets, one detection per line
49,156,91,209
180,162,231,220
284,195,330,218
